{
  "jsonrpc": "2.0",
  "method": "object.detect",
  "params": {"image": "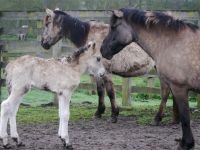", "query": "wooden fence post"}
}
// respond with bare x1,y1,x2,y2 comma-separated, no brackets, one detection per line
197,94,200,109
0,26,5,103
122,78,132,106
197,11,200,109
0,11,3,102
147,75,155,98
